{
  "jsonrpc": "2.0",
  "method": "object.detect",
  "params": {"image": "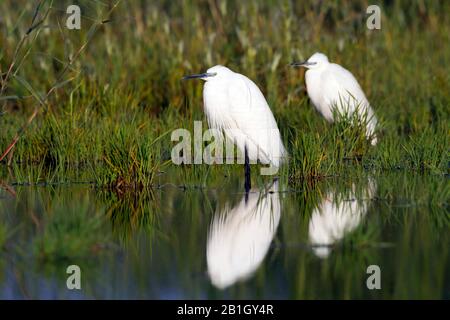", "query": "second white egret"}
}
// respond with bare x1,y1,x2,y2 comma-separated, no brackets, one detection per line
291,52,378,145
